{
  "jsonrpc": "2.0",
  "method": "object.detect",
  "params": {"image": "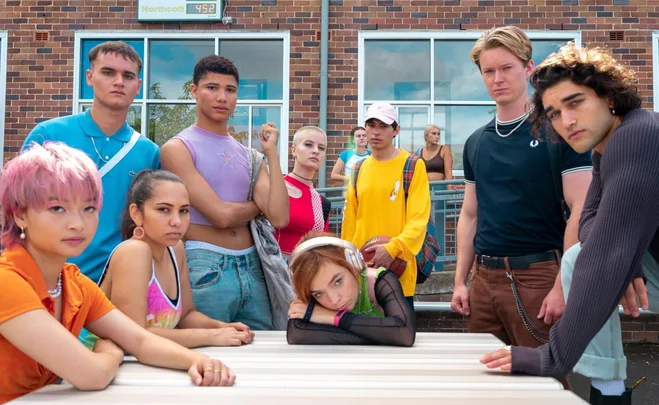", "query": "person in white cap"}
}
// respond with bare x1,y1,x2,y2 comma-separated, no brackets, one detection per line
341,102,431,311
